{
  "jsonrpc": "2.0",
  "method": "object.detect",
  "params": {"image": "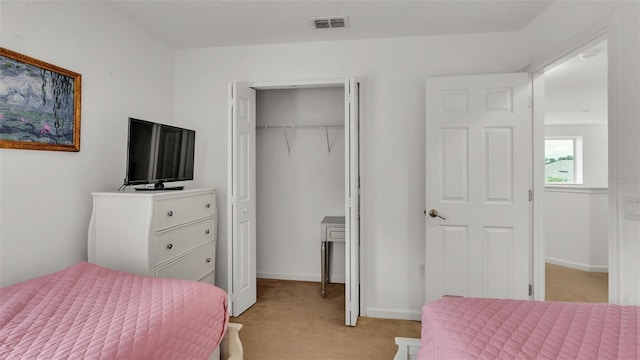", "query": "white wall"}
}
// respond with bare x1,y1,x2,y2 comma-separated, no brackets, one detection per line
544,124,609,271
2,0,638,318
255,87,345,282
175,32,530,319
524,1,640,304
0,2,175,286
544,188,608,272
